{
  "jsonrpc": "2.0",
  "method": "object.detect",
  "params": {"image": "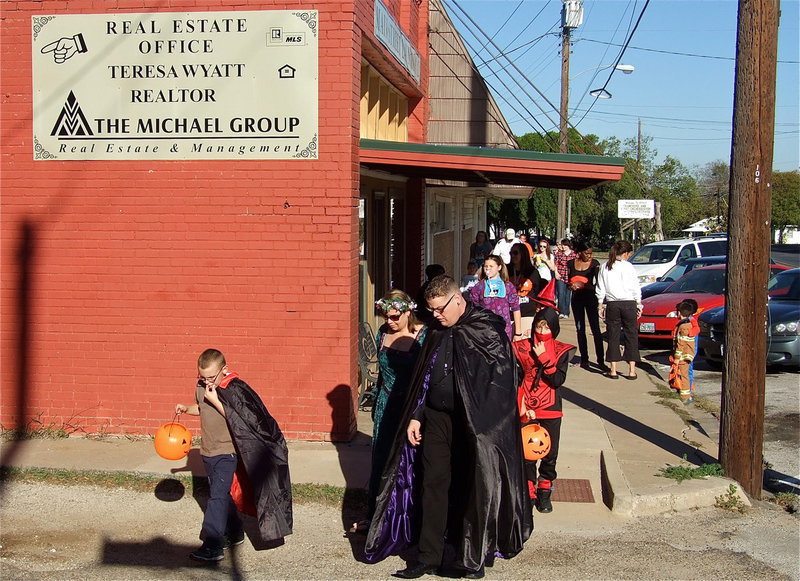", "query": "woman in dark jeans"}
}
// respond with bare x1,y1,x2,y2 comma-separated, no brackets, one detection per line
567,241,608,372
